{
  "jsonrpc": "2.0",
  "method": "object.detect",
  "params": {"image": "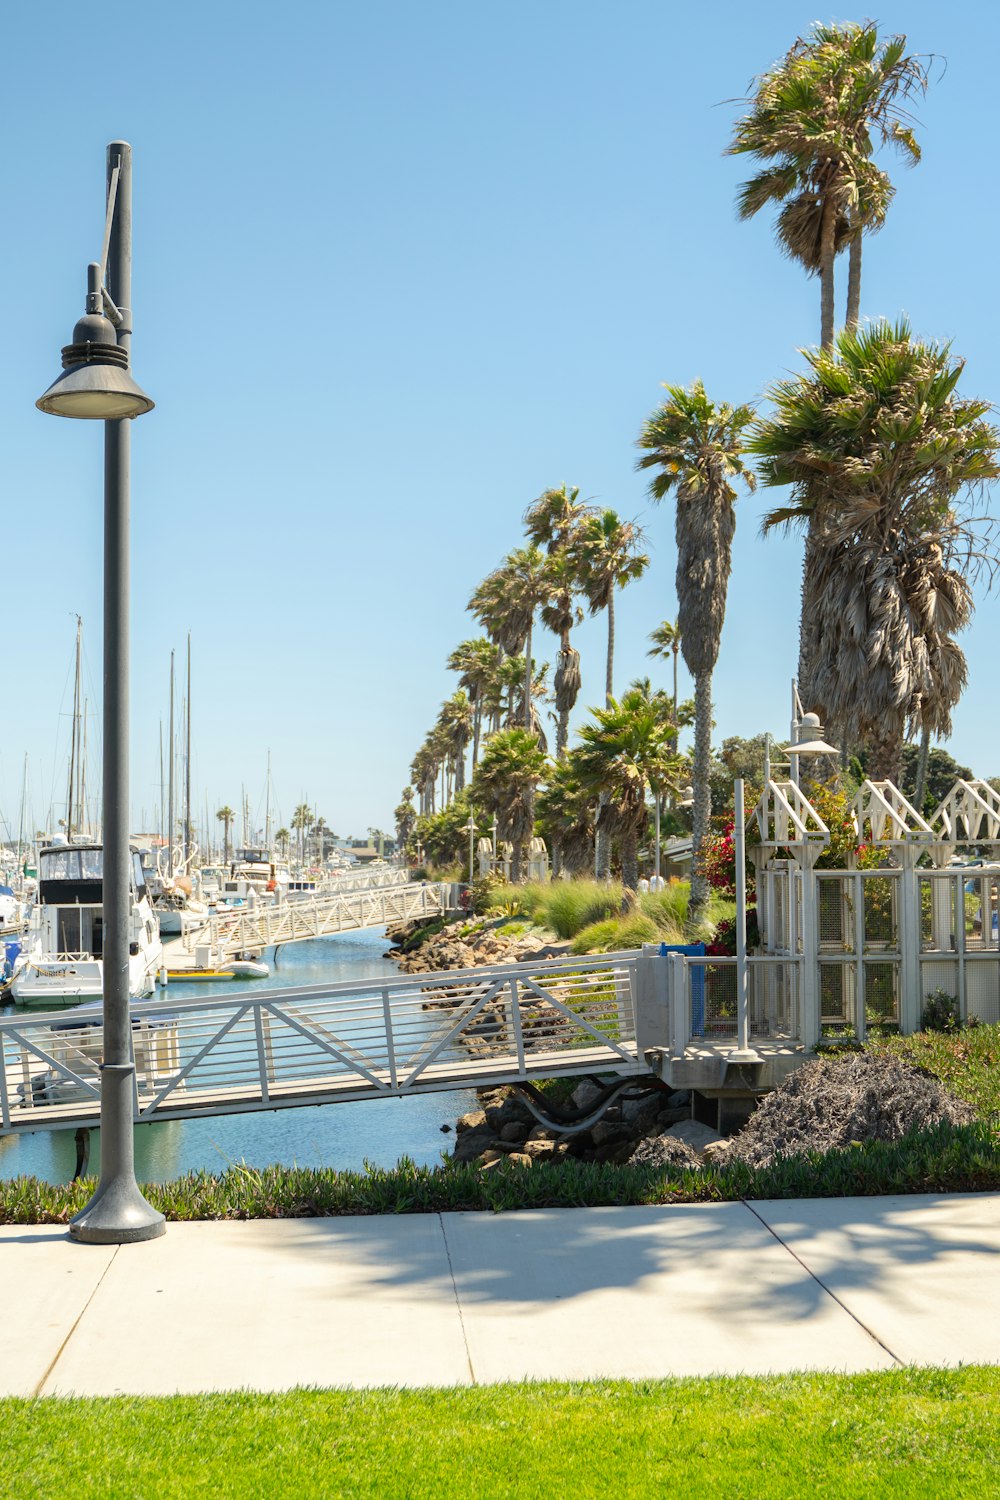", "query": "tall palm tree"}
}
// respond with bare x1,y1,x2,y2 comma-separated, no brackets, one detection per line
574,691,682,892
576,509,650,708
394,788,417,851
446,637,501,770
215,805,235,863
647,620,682,748
636,379,756,919
541,552,584,759
471,728,548,883
524,486,591,758
469,546,552,731
535,754,596,879
291,802,312,866
275,826,291,860
752,320,1000,780
729,22,927,346
437,690,474,795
